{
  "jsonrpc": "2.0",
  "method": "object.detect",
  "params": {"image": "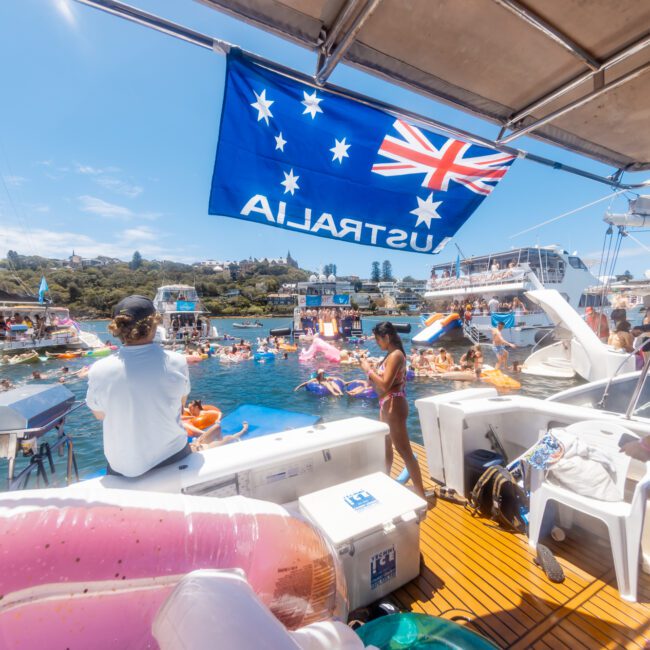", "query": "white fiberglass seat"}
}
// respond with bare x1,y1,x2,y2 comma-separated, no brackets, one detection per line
528,420,650,602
